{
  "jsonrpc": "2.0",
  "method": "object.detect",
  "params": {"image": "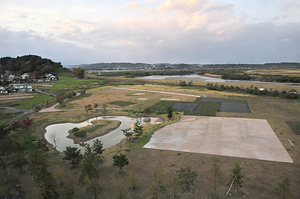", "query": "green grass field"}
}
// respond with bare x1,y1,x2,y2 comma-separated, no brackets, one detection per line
0,93,52,110
51,76,105,92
